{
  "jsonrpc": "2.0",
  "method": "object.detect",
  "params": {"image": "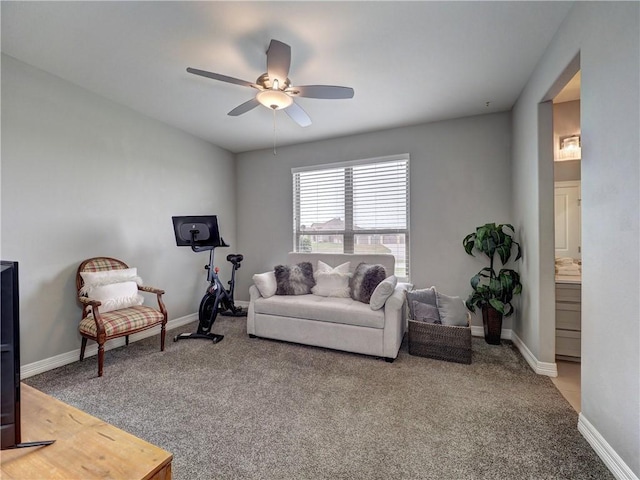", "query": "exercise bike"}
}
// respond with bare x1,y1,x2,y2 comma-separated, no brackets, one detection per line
172,215,246,343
